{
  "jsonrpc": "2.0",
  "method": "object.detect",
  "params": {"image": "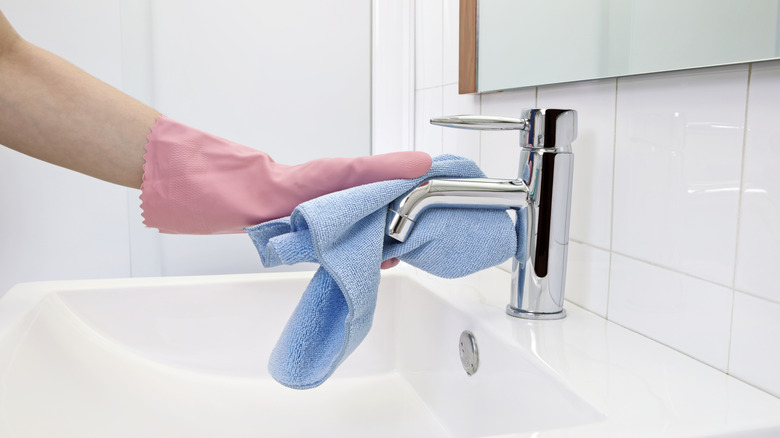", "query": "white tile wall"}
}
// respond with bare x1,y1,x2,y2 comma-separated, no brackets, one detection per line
538,79,616,250
613,66,748,287
730,292,780,397
565,242,610,317
405,2,780,397
735,61,780,304
608,254,733,371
